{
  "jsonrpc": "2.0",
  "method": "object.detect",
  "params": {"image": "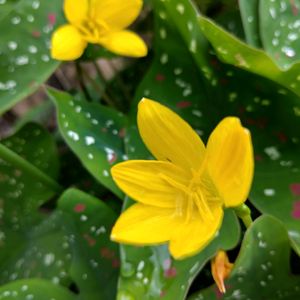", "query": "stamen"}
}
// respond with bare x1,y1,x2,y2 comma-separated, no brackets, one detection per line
194,189,214,221
95,19,109,32
159,173,189,193
191,155,208,182
77,23,97,43
185,193,194,224
200,175,222,204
